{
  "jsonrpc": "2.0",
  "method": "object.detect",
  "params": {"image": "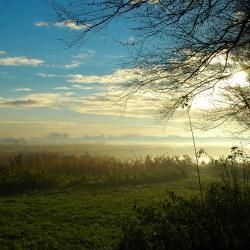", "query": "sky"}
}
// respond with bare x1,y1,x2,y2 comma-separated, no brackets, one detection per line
0,0,246,143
